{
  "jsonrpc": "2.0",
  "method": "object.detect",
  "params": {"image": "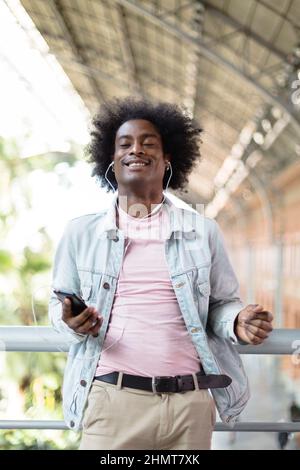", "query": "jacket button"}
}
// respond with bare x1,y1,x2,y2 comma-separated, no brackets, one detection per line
103,282,110,290
113,236,119,242
191,327,201,333
174,282,185,288
80,379,87,387
70,421,75,428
